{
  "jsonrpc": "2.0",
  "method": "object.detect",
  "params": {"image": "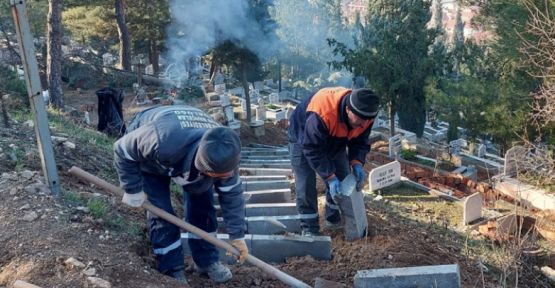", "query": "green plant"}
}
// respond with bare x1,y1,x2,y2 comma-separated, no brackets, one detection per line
106,215,143,236
87,198,108,219
177,85,204,101
63,191,83,205
266,103,279,110
400,149,417,160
